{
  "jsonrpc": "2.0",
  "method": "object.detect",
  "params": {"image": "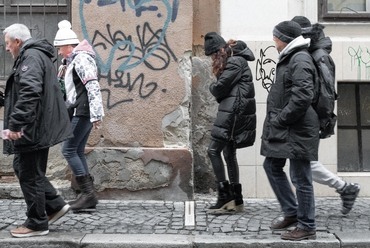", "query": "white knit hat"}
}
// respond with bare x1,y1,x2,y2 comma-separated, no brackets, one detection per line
54,20,79,46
